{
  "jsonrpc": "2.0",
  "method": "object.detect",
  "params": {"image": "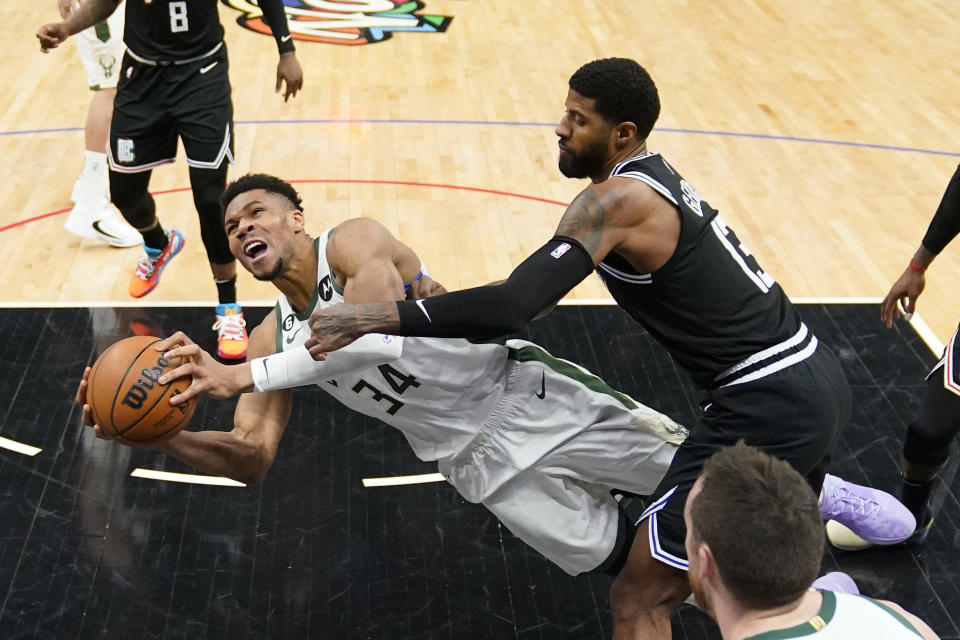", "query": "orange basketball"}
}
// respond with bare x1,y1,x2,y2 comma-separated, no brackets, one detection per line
86,336,196,446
